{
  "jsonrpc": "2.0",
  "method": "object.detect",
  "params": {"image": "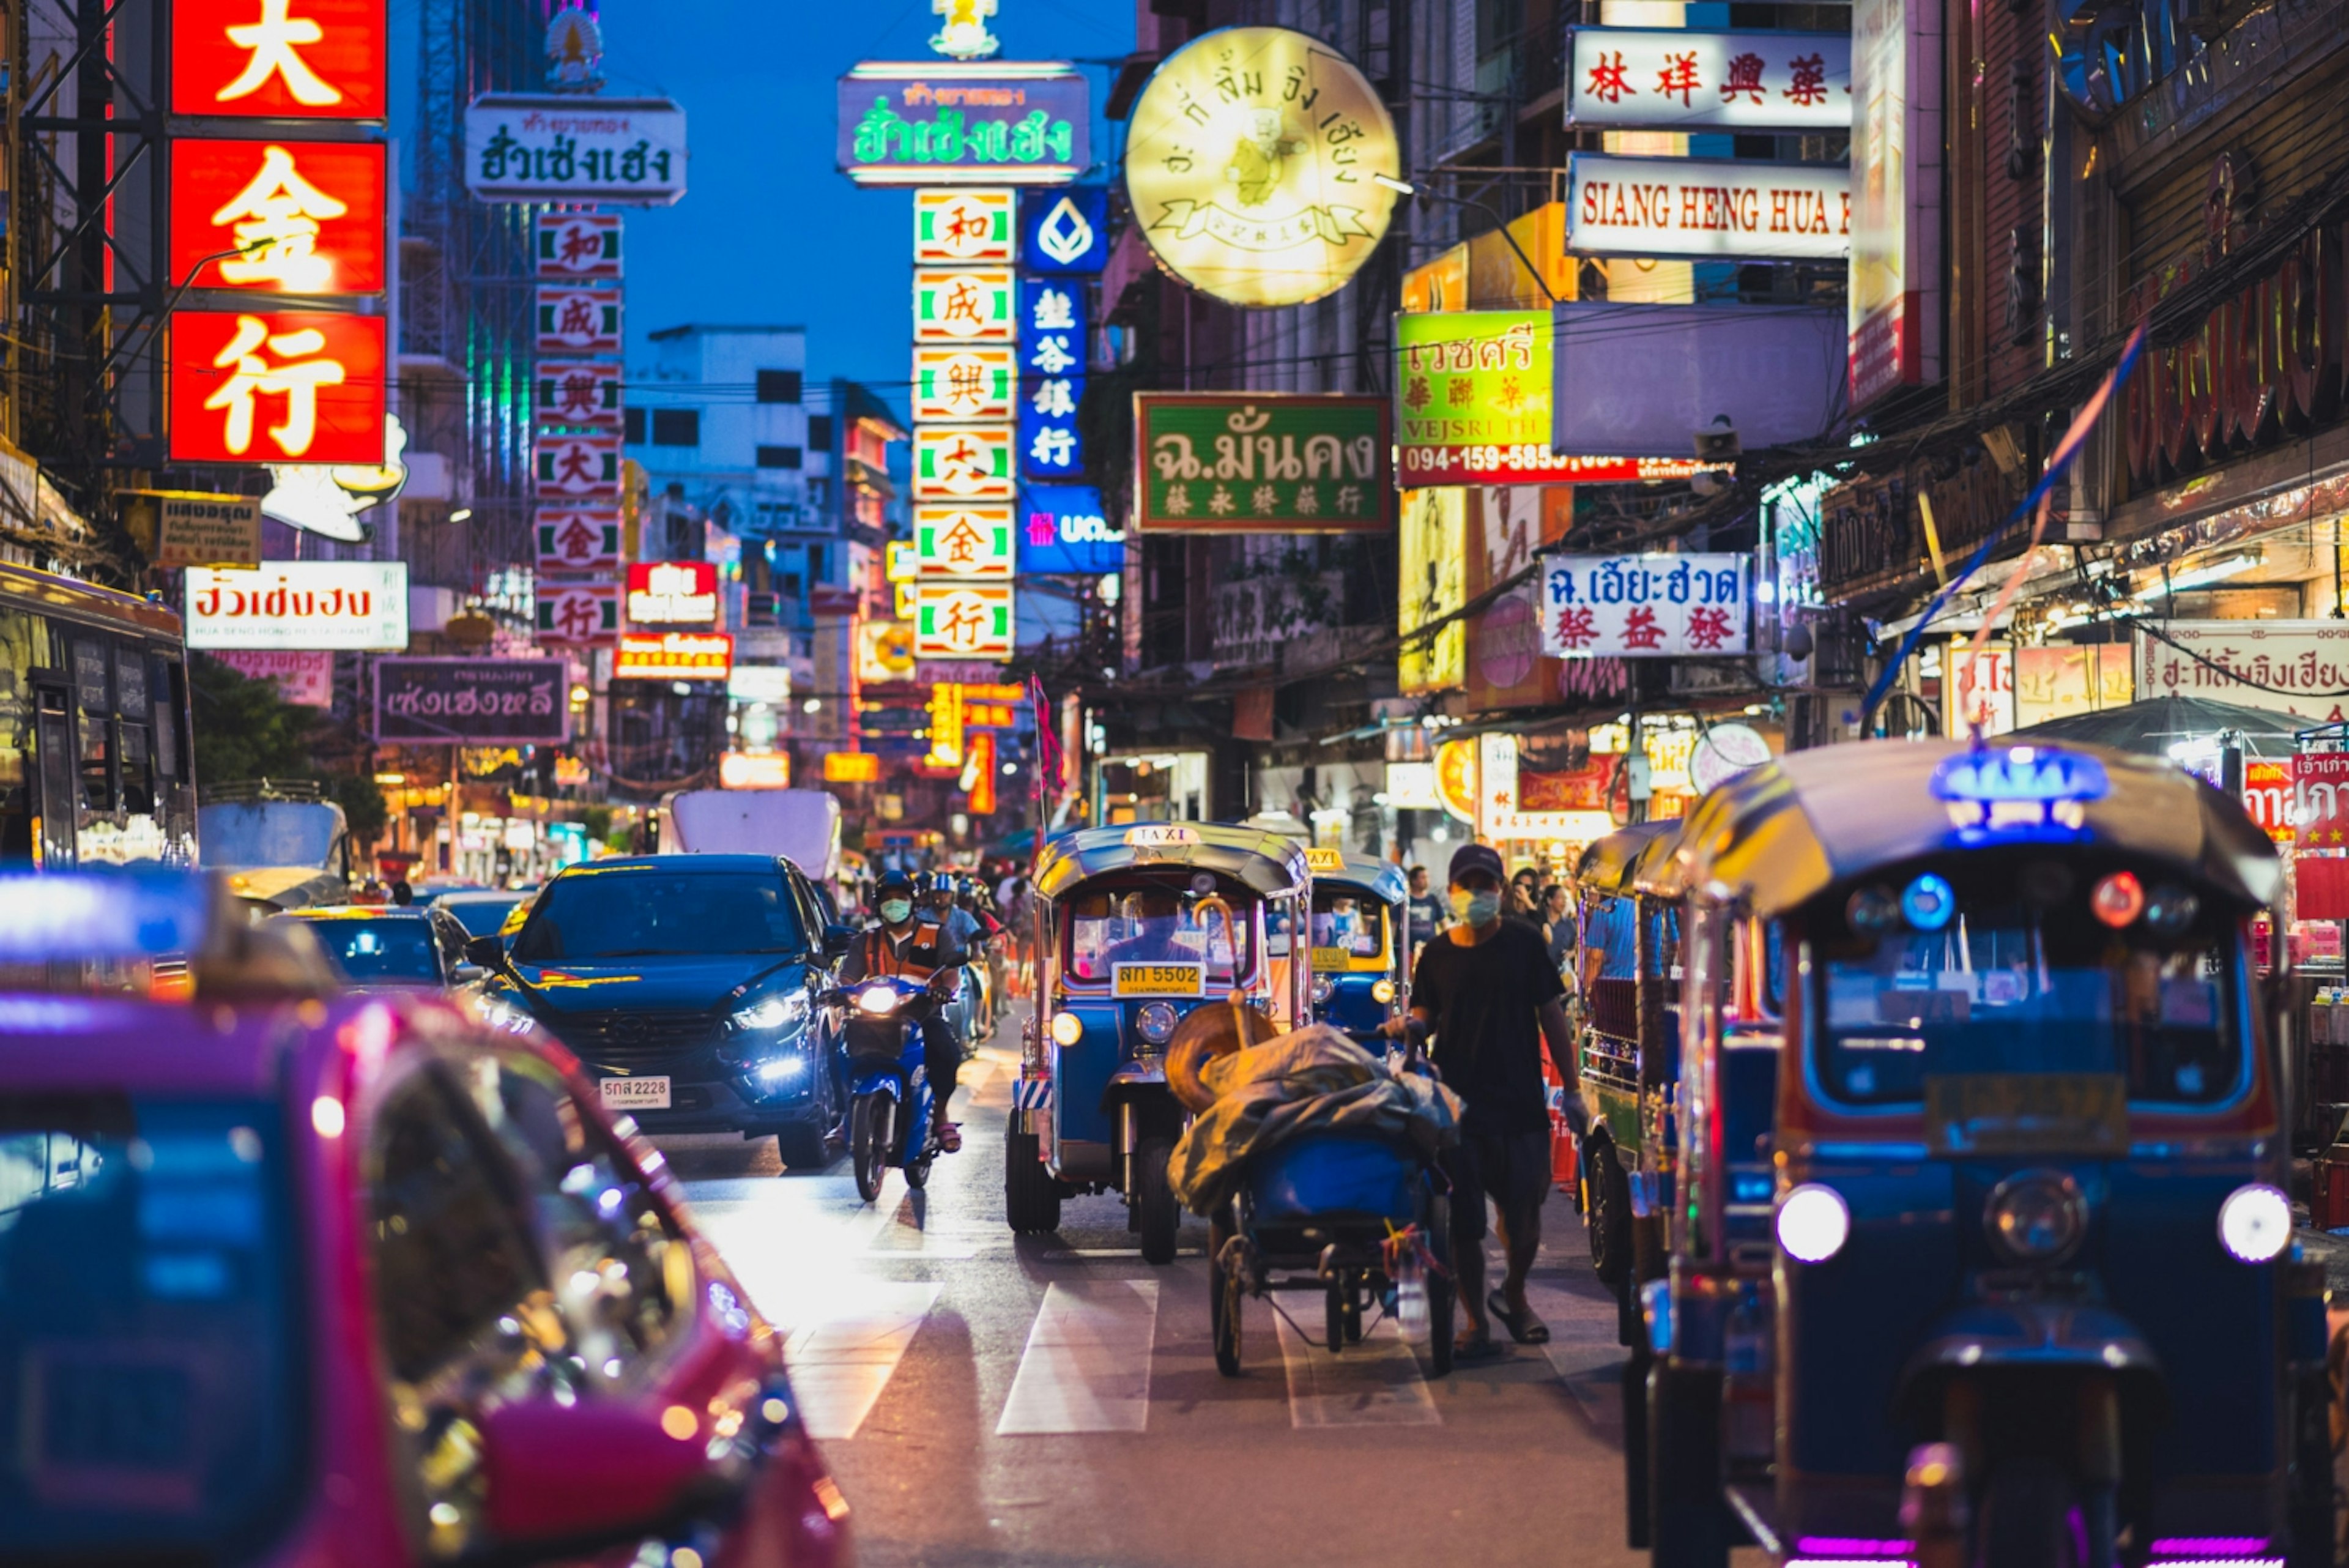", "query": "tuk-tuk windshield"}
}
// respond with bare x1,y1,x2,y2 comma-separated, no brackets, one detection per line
1064,880,1253,984
1812,905,2242,1107
1310,889,1384,962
